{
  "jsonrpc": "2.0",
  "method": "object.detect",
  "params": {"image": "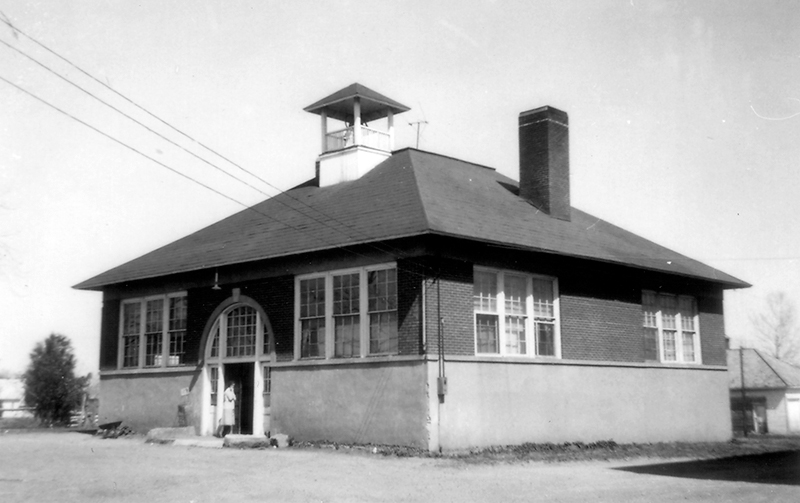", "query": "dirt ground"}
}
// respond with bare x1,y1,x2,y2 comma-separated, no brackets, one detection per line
0,432,798,502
